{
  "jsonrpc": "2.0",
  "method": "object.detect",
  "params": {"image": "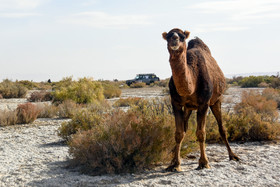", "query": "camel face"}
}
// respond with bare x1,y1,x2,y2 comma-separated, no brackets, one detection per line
162,28,190,51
